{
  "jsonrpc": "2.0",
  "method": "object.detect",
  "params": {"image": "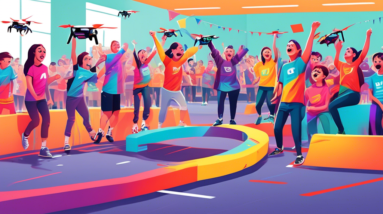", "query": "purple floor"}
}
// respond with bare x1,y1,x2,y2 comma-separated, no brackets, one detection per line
1,101,382,214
